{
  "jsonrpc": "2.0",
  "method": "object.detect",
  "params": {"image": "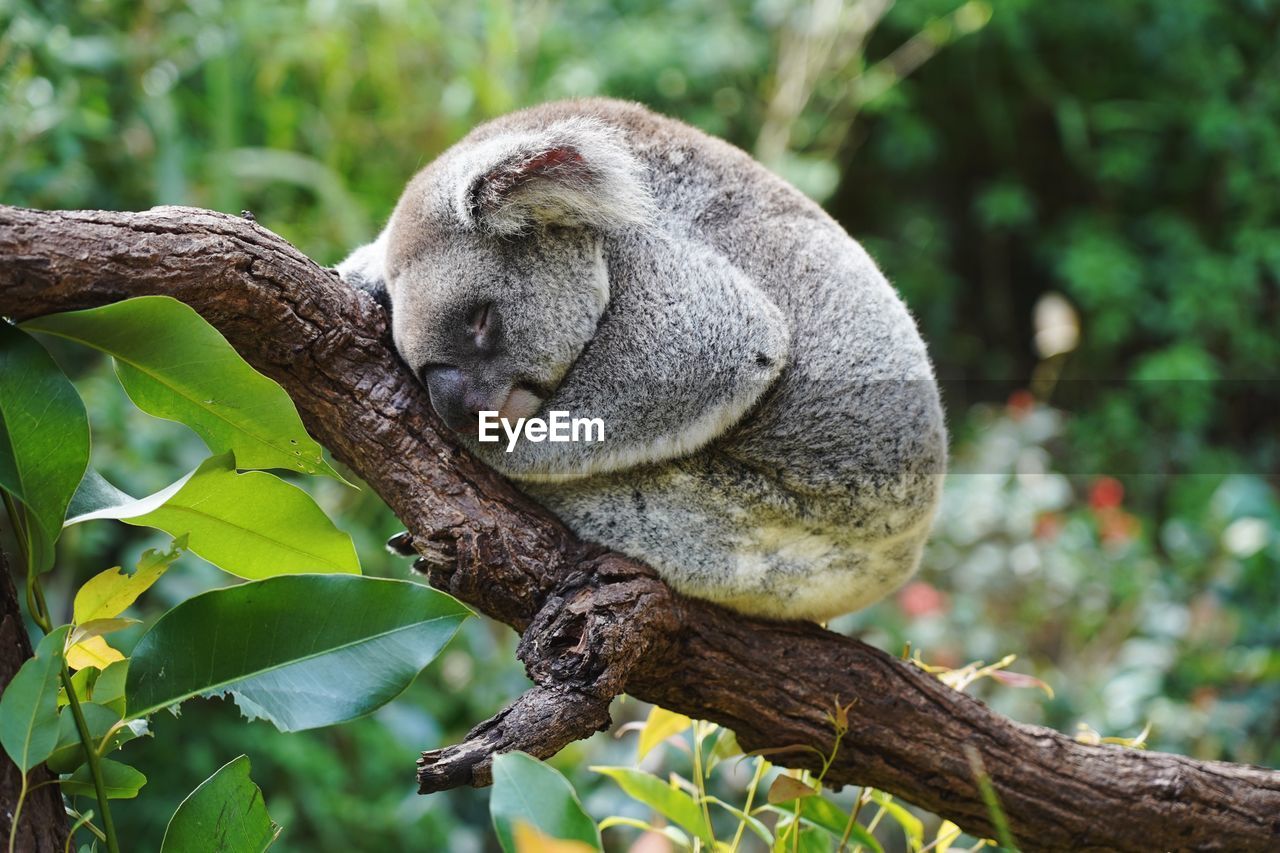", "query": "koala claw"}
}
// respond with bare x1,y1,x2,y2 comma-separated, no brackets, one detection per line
386,530,416,556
